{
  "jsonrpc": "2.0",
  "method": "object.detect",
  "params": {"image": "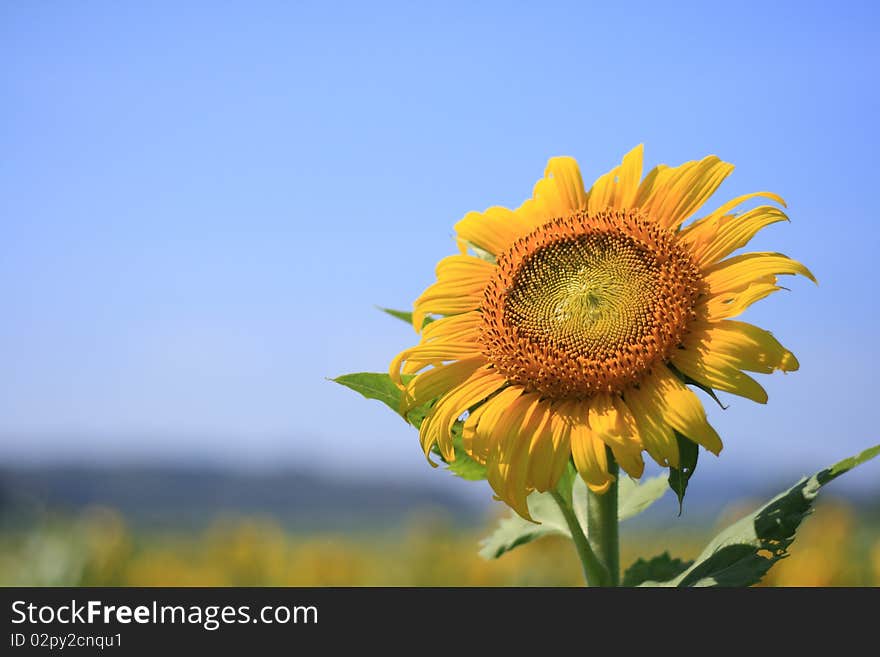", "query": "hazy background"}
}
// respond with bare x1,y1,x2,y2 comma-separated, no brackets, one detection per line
2,0,878,523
